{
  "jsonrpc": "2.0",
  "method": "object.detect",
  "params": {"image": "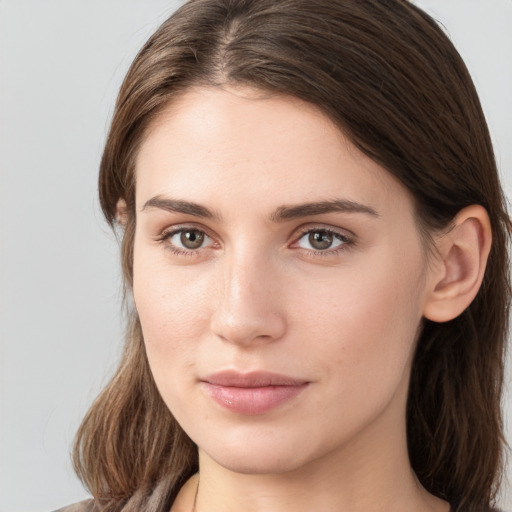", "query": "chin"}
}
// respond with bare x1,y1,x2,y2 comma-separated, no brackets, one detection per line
196,426,323,476
208,449,308,475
